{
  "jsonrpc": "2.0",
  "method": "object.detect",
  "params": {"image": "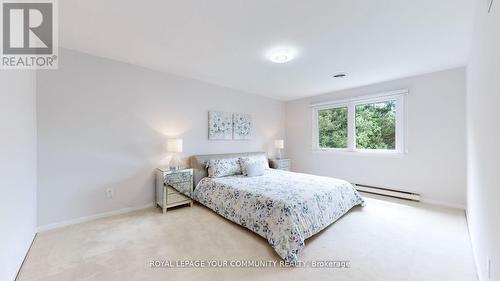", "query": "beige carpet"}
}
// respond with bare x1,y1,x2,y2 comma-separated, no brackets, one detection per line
18,194,477,281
